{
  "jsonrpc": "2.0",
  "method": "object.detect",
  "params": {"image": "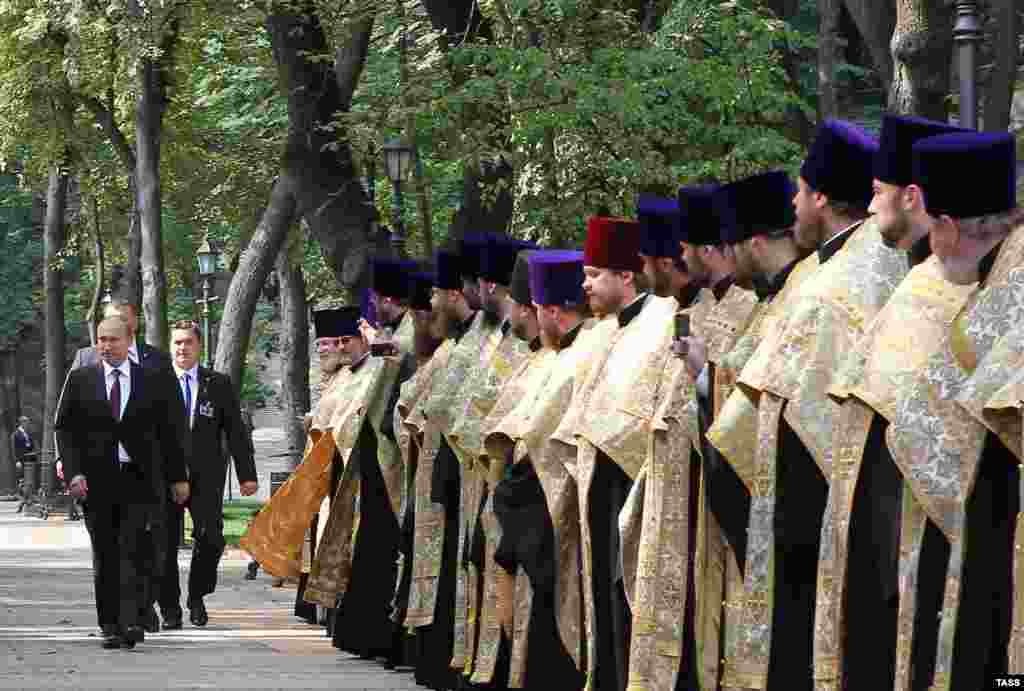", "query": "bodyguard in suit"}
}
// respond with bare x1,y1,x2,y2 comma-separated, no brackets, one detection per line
64,298,181,633
158,320,258,629
55,318,190,650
